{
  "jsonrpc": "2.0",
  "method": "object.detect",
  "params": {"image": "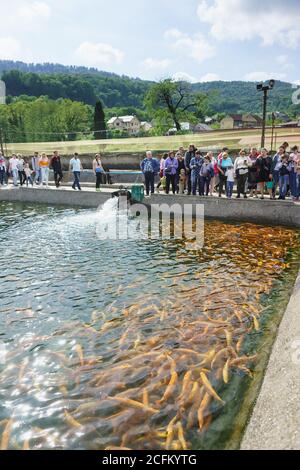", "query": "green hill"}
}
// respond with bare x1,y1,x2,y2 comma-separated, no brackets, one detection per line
0,60,298,116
